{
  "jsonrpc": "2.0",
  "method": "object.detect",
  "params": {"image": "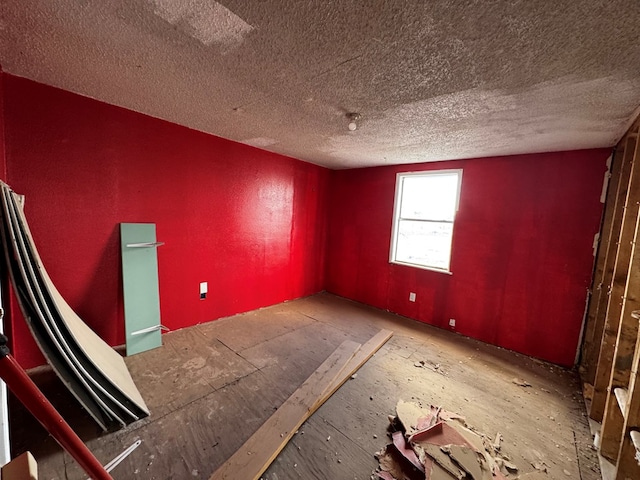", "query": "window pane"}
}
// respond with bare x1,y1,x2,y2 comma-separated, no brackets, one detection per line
400,173,459,221
394,220,453,270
